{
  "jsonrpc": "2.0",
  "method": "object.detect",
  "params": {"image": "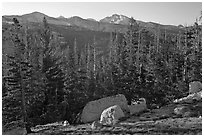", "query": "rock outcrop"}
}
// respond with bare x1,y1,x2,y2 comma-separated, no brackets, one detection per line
173,91,202,104
100,105,125,125
174,105,191,116
173,101,202,118
81,94,129,123
91,121,102,130
173,81,202,118
174,81,202,104
128,98,147,115
189,81,202,94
